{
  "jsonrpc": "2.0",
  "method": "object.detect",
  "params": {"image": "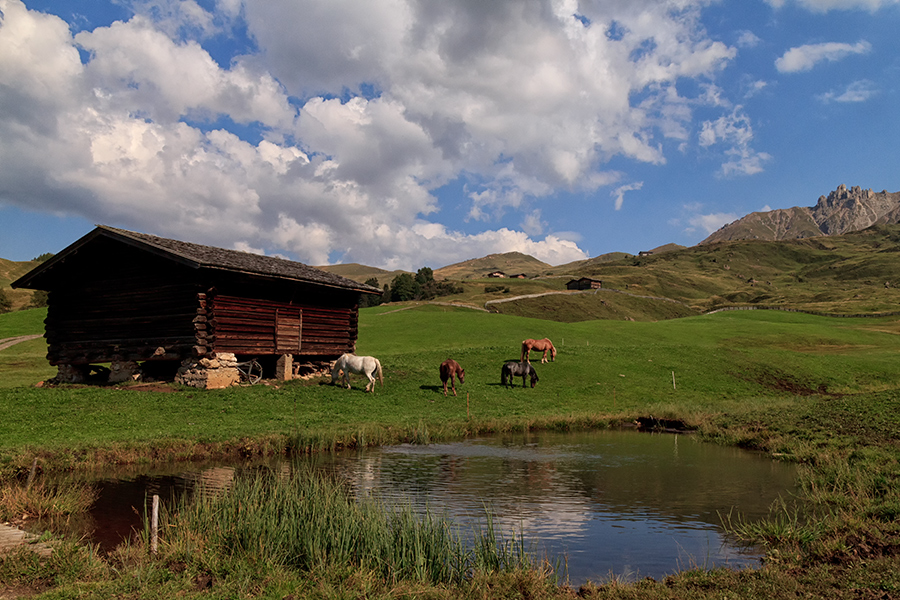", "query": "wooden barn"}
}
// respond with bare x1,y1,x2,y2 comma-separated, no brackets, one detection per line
566,277,602,290
12,226,381,388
